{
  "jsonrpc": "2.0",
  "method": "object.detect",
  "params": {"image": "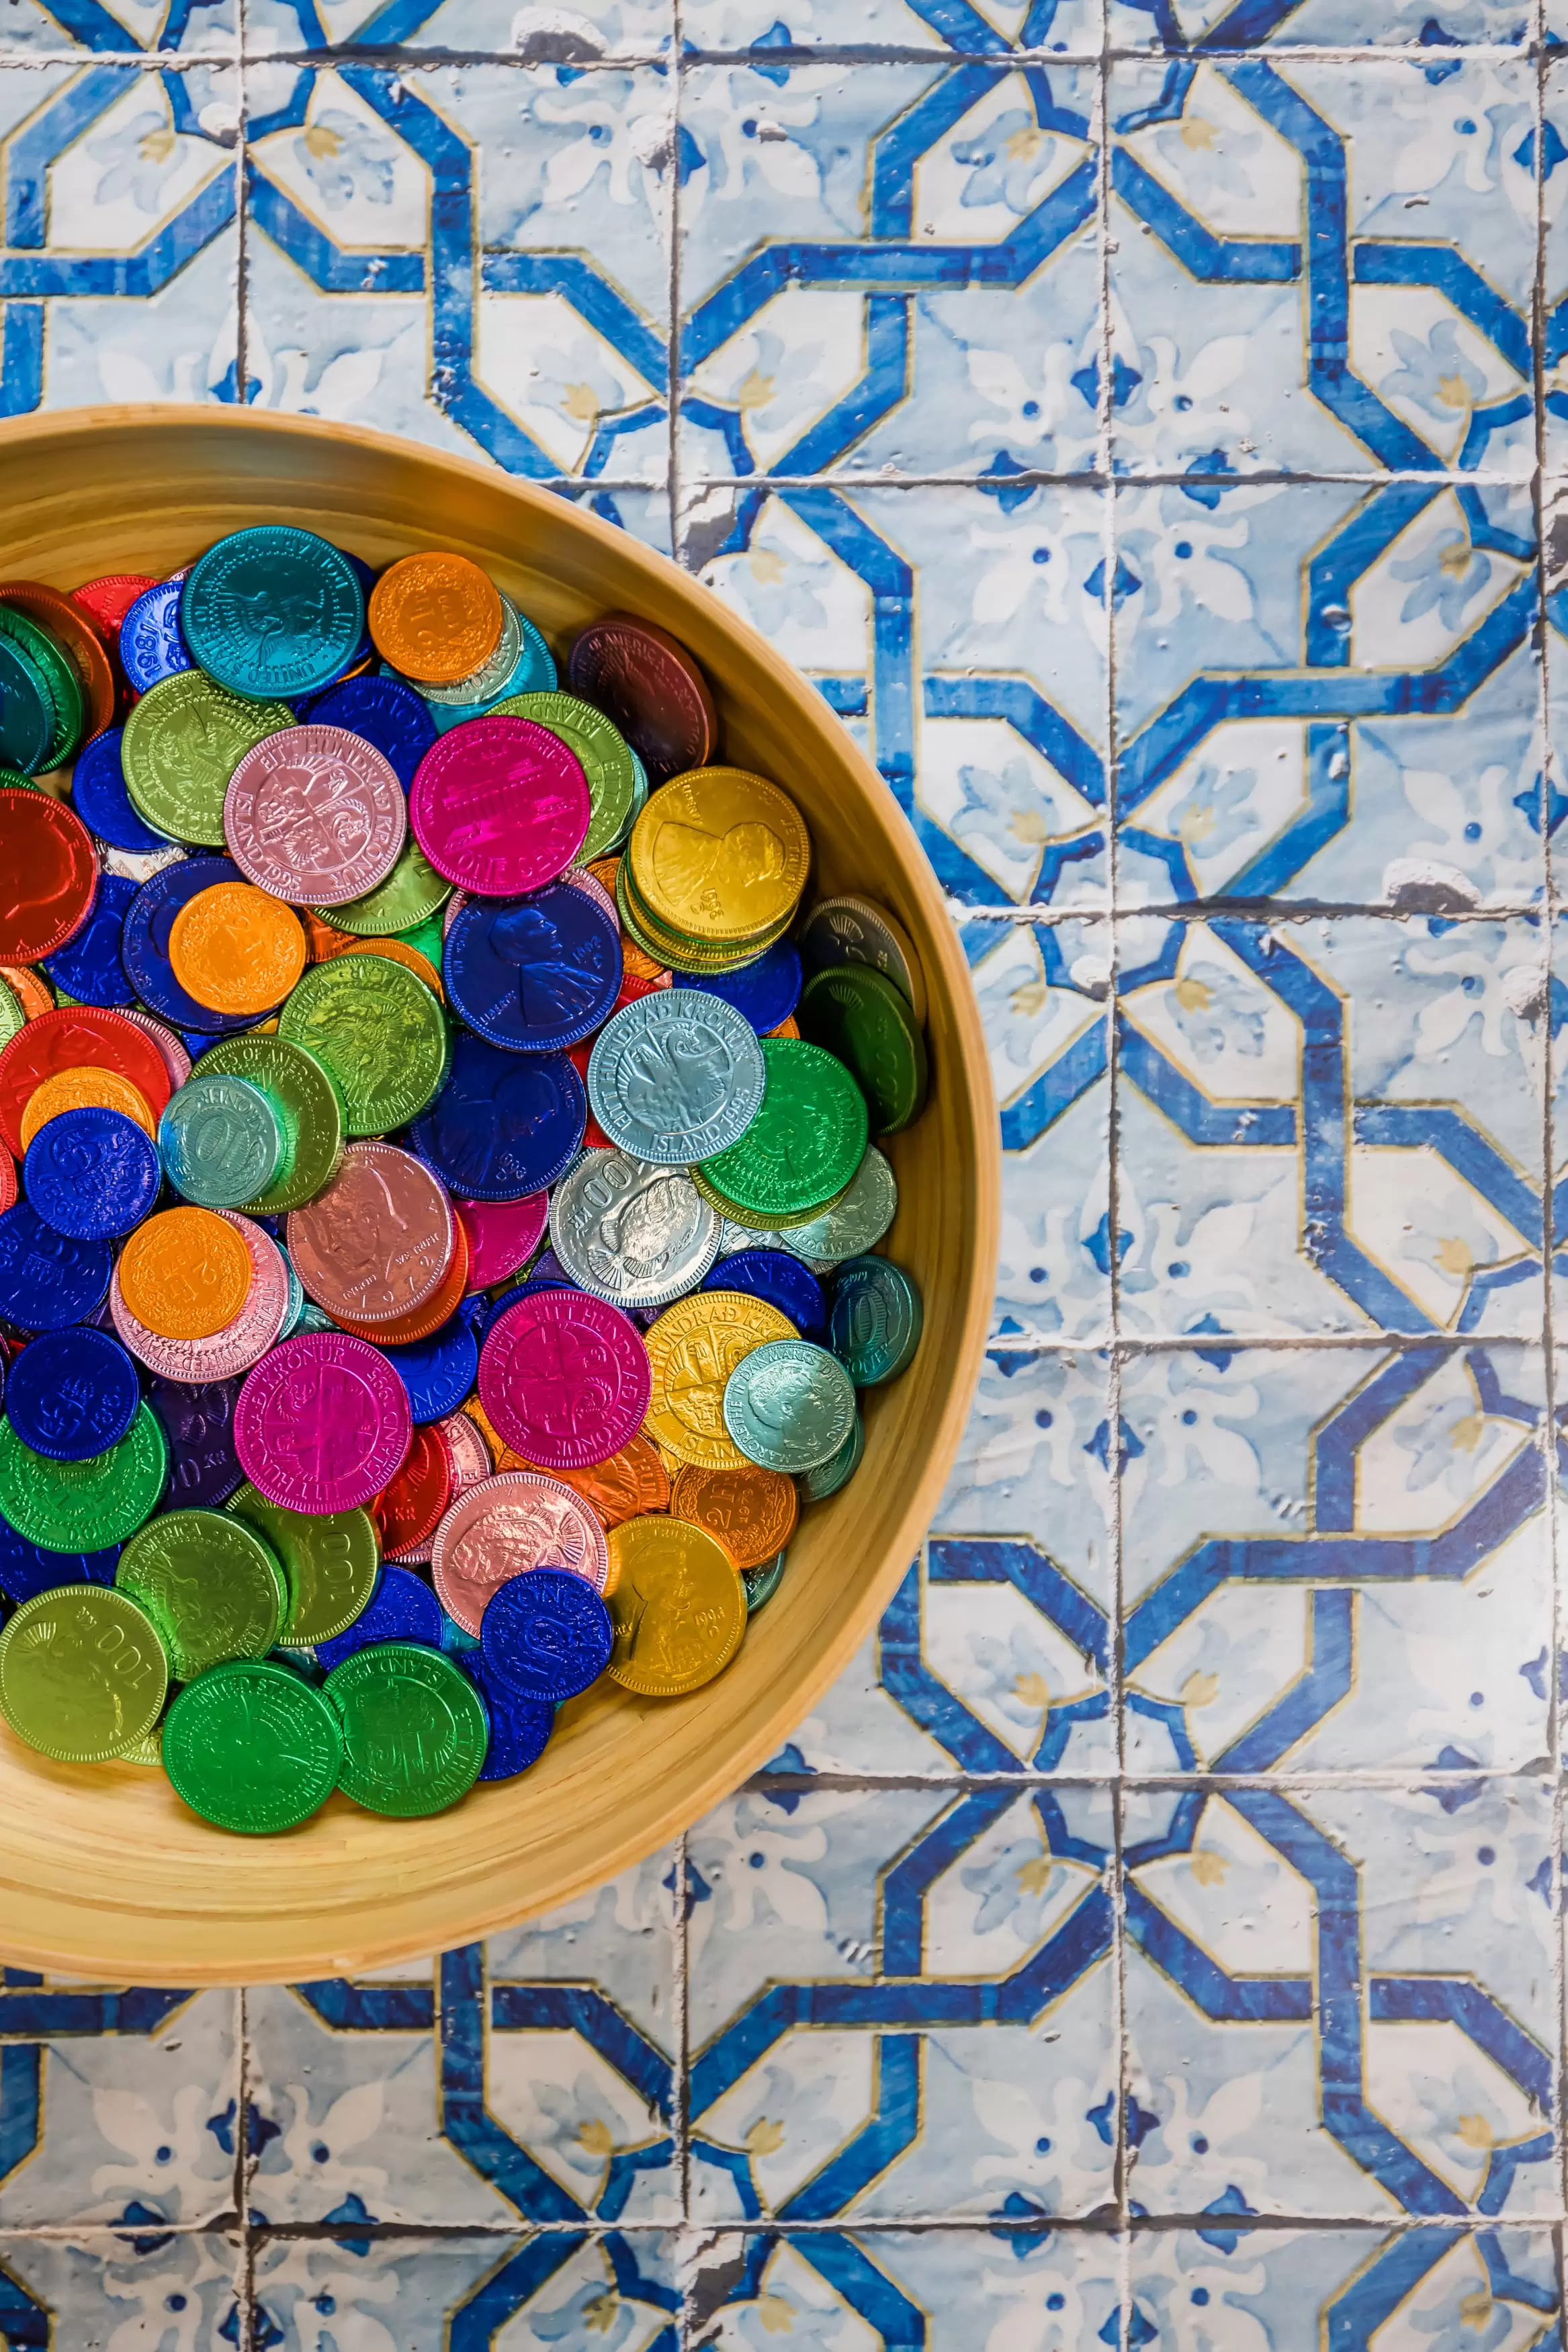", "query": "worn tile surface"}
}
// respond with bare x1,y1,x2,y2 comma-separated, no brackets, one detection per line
2,0,1567,2345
